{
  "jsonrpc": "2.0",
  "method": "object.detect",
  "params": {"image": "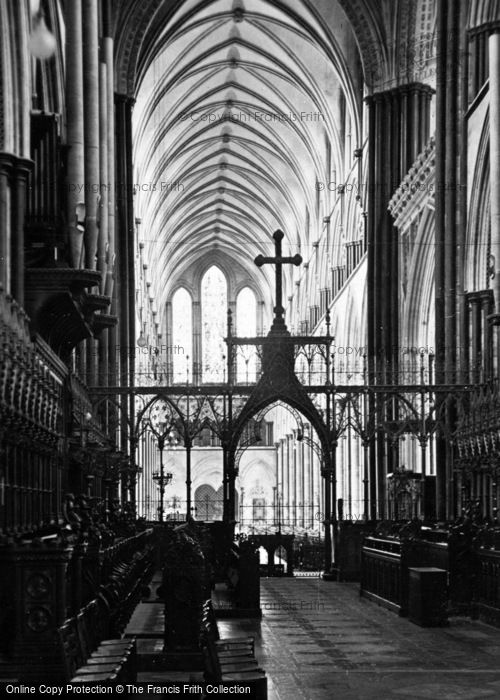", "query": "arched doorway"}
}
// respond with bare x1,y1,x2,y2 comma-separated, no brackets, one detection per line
194,484,218,521
233,399,327,537
274,545,288,575
193,484,239,522
258,546,268,565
